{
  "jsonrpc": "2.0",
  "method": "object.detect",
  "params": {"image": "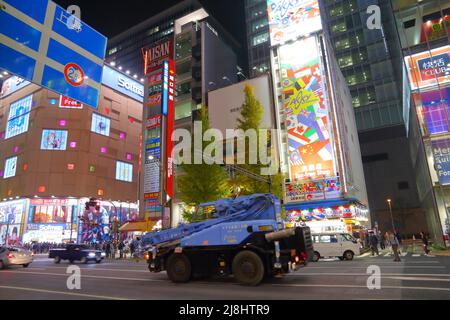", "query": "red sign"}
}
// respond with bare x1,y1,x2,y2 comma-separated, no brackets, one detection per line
143,38,173,74
421,16,450,43
59,95,83,109
147,72,162,86
144,192,160,200
146,115,162,129
64,63,84,87
165,59,175,199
